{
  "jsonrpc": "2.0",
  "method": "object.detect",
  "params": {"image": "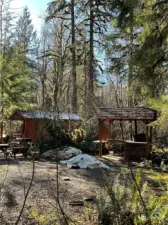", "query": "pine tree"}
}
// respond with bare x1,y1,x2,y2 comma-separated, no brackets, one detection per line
0,2,38,141
15,6,37,55
2,46,36,111
105,0,168,106
0,0,15,141
78,0,110,114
